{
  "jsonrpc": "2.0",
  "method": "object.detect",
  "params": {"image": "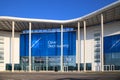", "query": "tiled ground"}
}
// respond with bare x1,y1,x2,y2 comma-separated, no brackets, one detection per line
0,72,120,80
